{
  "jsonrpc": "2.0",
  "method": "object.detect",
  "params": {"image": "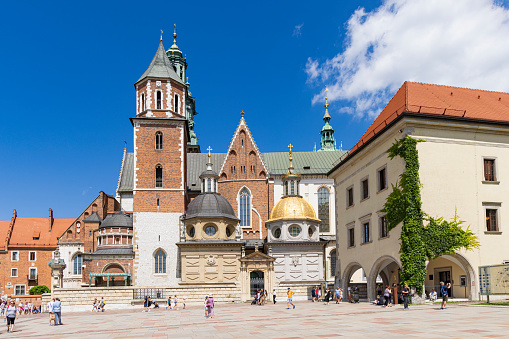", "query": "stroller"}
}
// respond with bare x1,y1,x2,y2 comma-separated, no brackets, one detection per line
351,288,360,303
